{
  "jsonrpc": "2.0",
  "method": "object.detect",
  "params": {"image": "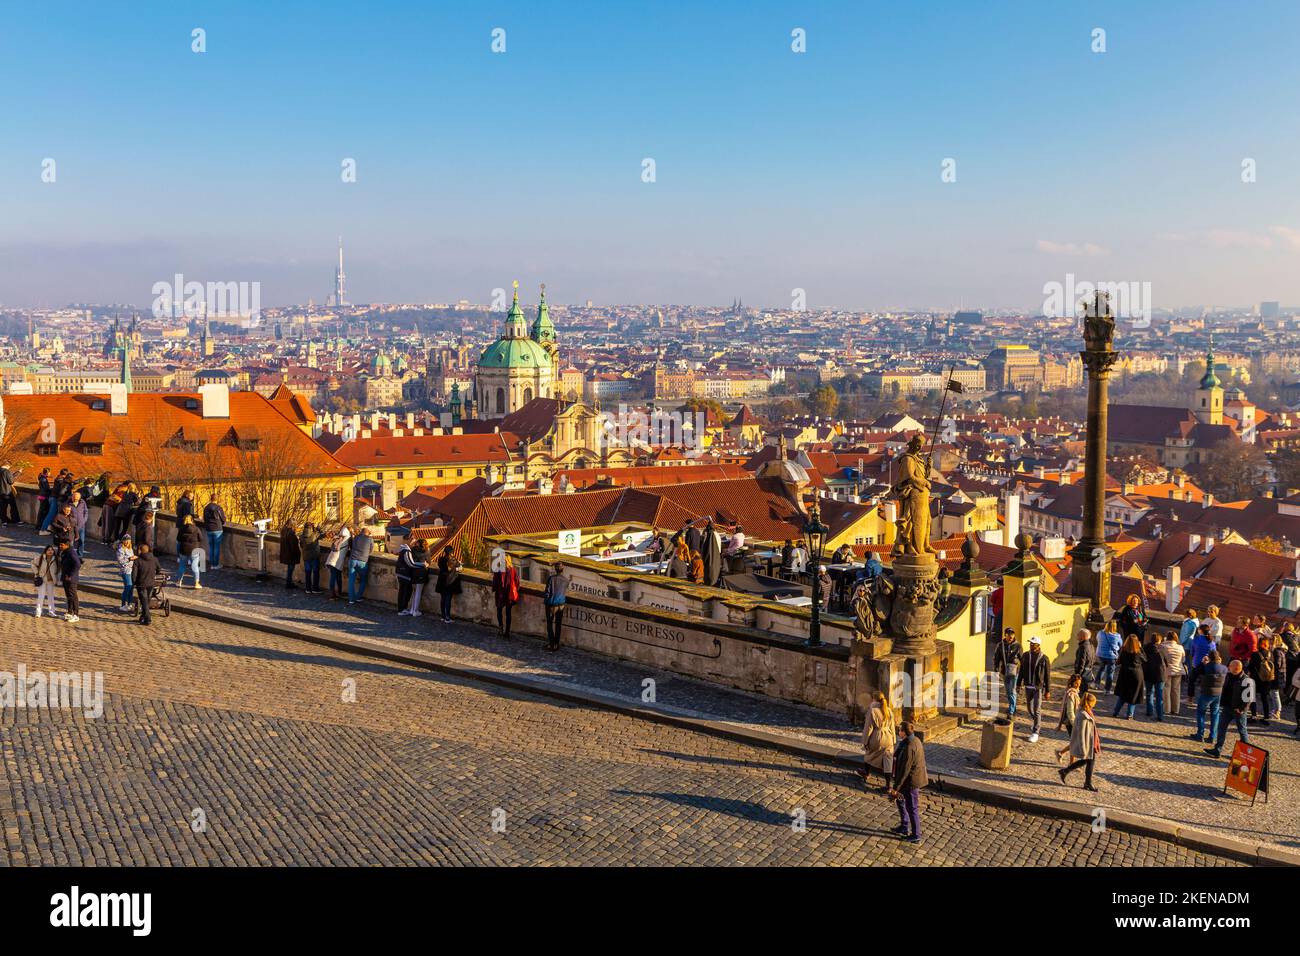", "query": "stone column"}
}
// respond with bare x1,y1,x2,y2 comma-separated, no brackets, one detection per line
1068,293,1119,626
